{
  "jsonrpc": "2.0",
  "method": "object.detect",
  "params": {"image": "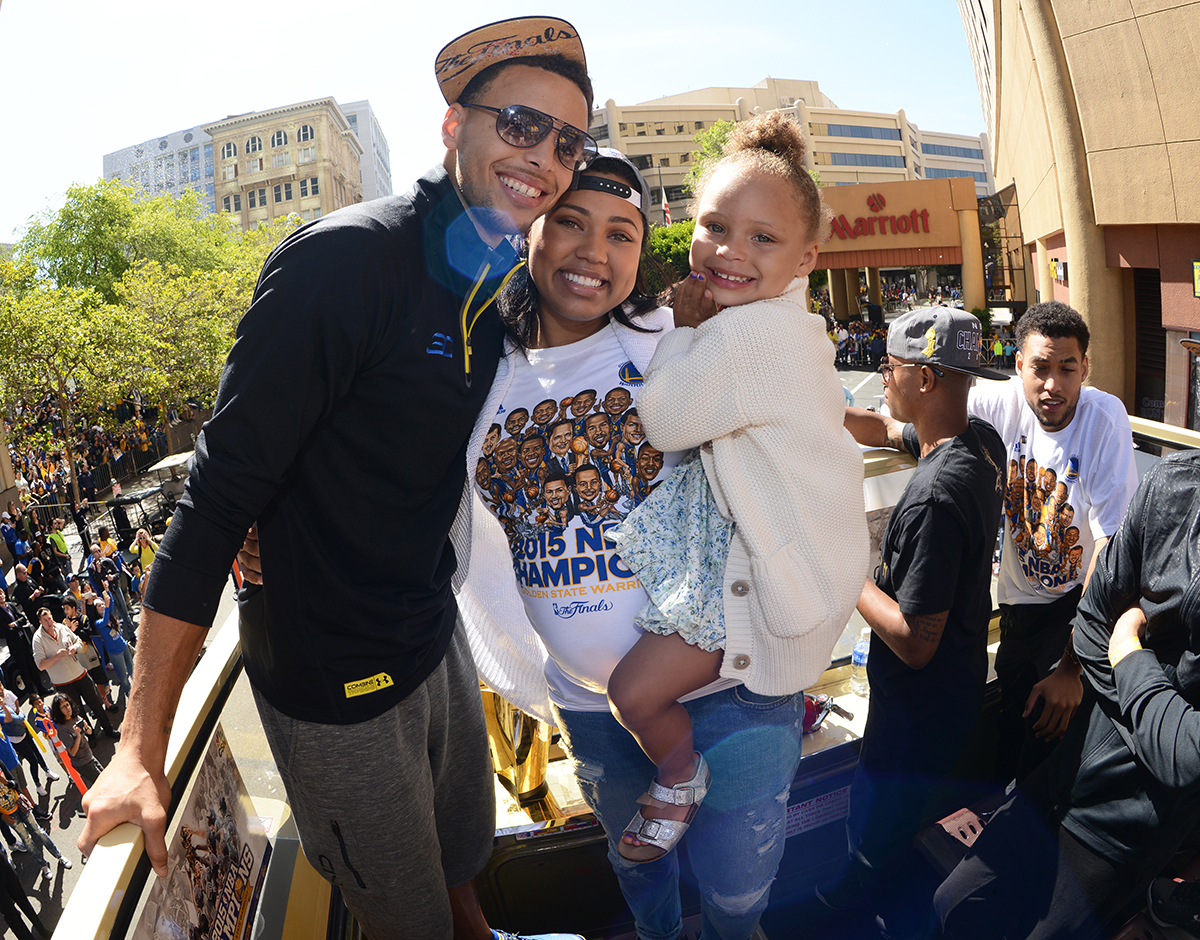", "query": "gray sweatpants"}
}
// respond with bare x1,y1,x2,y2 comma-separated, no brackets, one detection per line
253,625,495,940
